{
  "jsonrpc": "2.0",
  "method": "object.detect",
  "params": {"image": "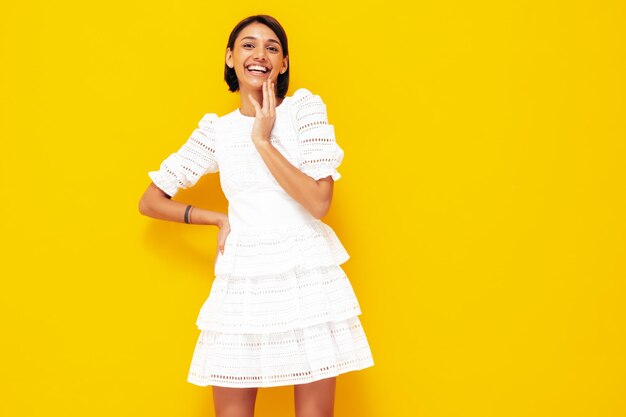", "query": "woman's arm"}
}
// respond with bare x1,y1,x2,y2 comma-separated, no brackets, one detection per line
138,183,228,227
139,183,231,254
248,80,335,219
253,141,334,219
